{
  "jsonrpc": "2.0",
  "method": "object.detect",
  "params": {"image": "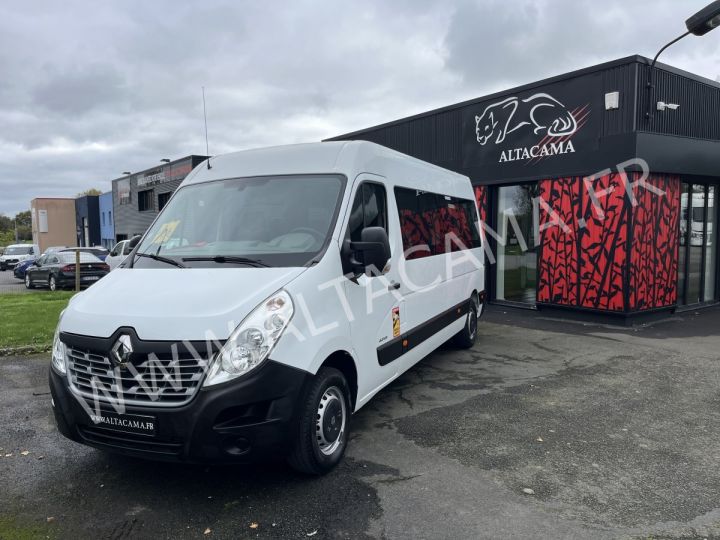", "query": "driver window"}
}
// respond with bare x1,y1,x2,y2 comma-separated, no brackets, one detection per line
346,183,388,242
